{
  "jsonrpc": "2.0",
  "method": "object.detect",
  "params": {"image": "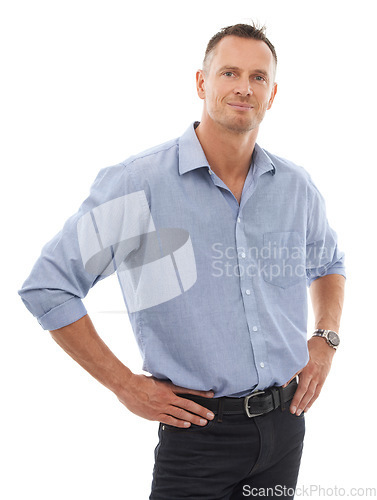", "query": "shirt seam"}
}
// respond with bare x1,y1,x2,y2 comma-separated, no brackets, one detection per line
120,141,178,170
